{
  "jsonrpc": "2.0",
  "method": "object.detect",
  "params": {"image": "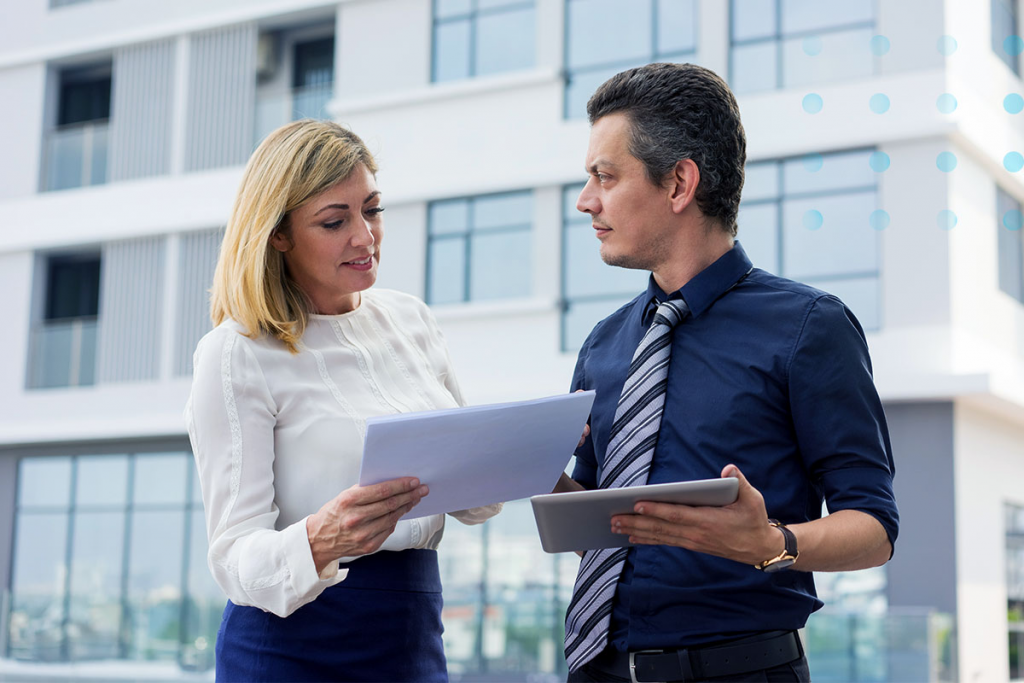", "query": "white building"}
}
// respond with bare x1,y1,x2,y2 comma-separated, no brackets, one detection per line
0,0,1022,681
